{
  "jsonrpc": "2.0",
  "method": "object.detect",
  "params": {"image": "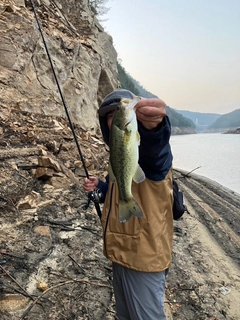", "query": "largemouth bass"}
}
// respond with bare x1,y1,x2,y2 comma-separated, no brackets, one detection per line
109,97,145,223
